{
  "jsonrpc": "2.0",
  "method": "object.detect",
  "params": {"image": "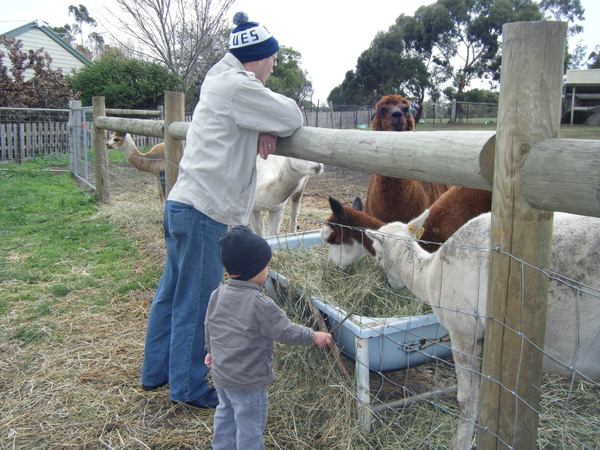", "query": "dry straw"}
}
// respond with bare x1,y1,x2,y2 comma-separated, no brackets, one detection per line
1,168,598,448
